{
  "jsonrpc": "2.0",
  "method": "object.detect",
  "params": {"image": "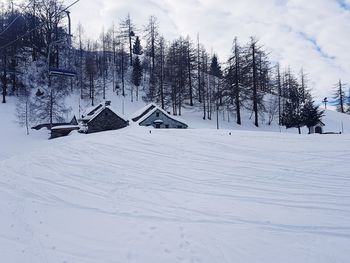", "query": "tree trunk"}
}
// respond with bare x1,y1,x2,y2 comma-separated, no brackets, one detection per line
197,34,201,103
49,76,53,129
121,49,125,97
252,42,259,127
234,42,241,125
91,75,94,106
277,65,281,125
160,43,165,109
128,18,133,65
188,44,193,106
2,53,7,103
